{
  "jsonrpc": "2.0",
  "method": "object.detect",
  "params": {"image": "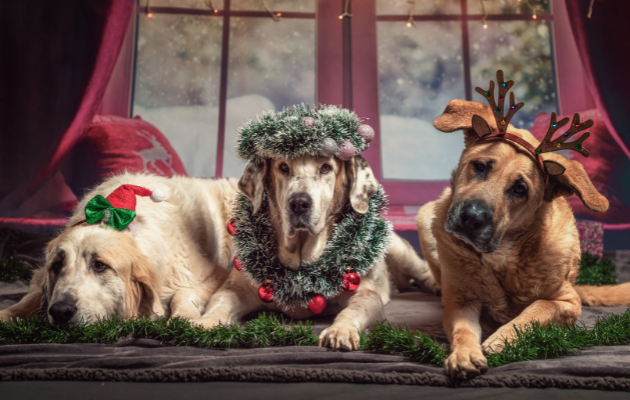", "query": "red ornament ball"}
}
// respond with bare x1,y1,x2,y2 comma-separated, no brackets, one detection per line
233,256,243,271
258,284,274,303
357,124,375,144
336,140,355,161
342,272,361,291
302,117,316,126
227,218,237,236
308,294,327,314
